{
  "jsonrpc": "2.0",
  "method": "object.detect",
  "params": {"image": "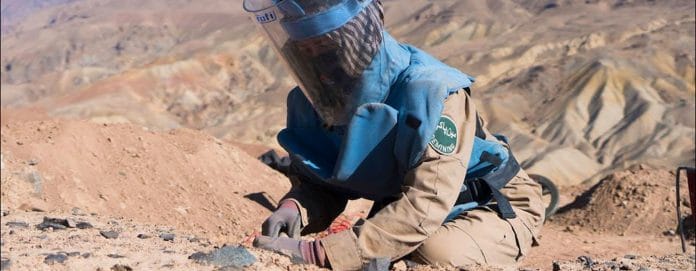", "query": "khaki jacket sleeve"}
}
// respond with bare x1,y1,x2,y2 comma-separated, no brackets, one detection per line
321,90,478,270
